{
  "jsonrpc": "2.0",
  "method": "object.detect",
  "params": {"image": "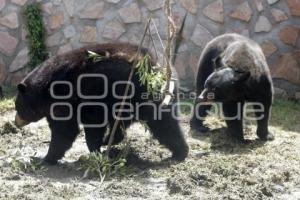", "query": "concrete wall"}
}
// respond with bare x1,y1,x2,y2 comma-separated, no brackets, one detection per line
0,0,299,98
